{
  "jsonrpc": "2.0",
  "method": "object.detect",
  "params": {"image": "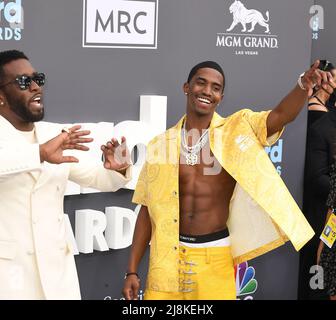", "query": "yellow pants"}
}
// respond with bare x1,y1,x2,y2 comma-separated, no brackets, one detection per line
144,245,236,300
